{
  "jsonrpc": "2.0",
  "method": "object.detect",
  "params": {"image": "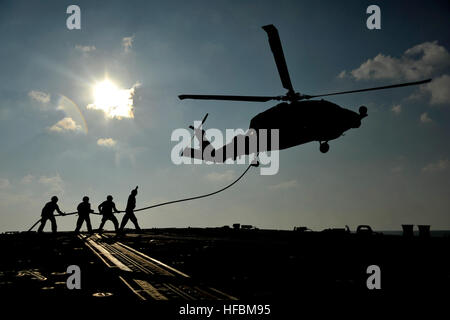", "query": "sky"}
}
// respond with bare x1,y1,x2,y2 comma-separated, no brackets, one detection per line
0,0,449,232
